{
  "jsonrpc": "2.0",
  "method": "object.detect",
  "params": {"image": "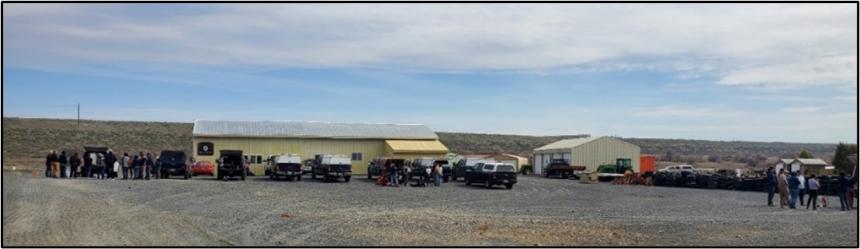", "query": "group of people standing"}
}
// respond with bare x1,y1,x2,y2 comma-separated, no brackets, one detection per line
766,167,857,211
380,163,445,187
44,150,162,180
